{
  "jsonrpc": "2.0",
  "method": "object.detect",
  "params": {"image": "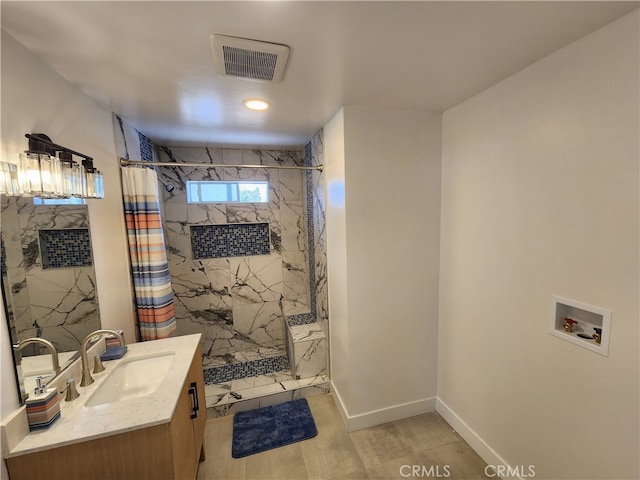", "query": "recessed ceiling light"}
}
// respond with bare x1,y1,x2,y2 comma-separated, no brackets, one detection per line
243,98,270,111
